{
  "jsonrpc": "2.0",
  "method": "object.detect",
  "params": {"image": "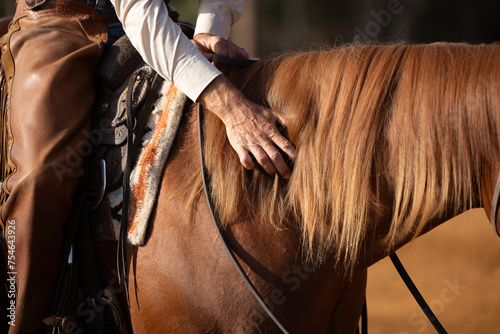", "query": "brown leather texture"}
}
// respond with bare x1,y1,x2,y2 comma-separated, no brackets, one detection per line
24,0,48,10
13,0,110,43
0,9,106,332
